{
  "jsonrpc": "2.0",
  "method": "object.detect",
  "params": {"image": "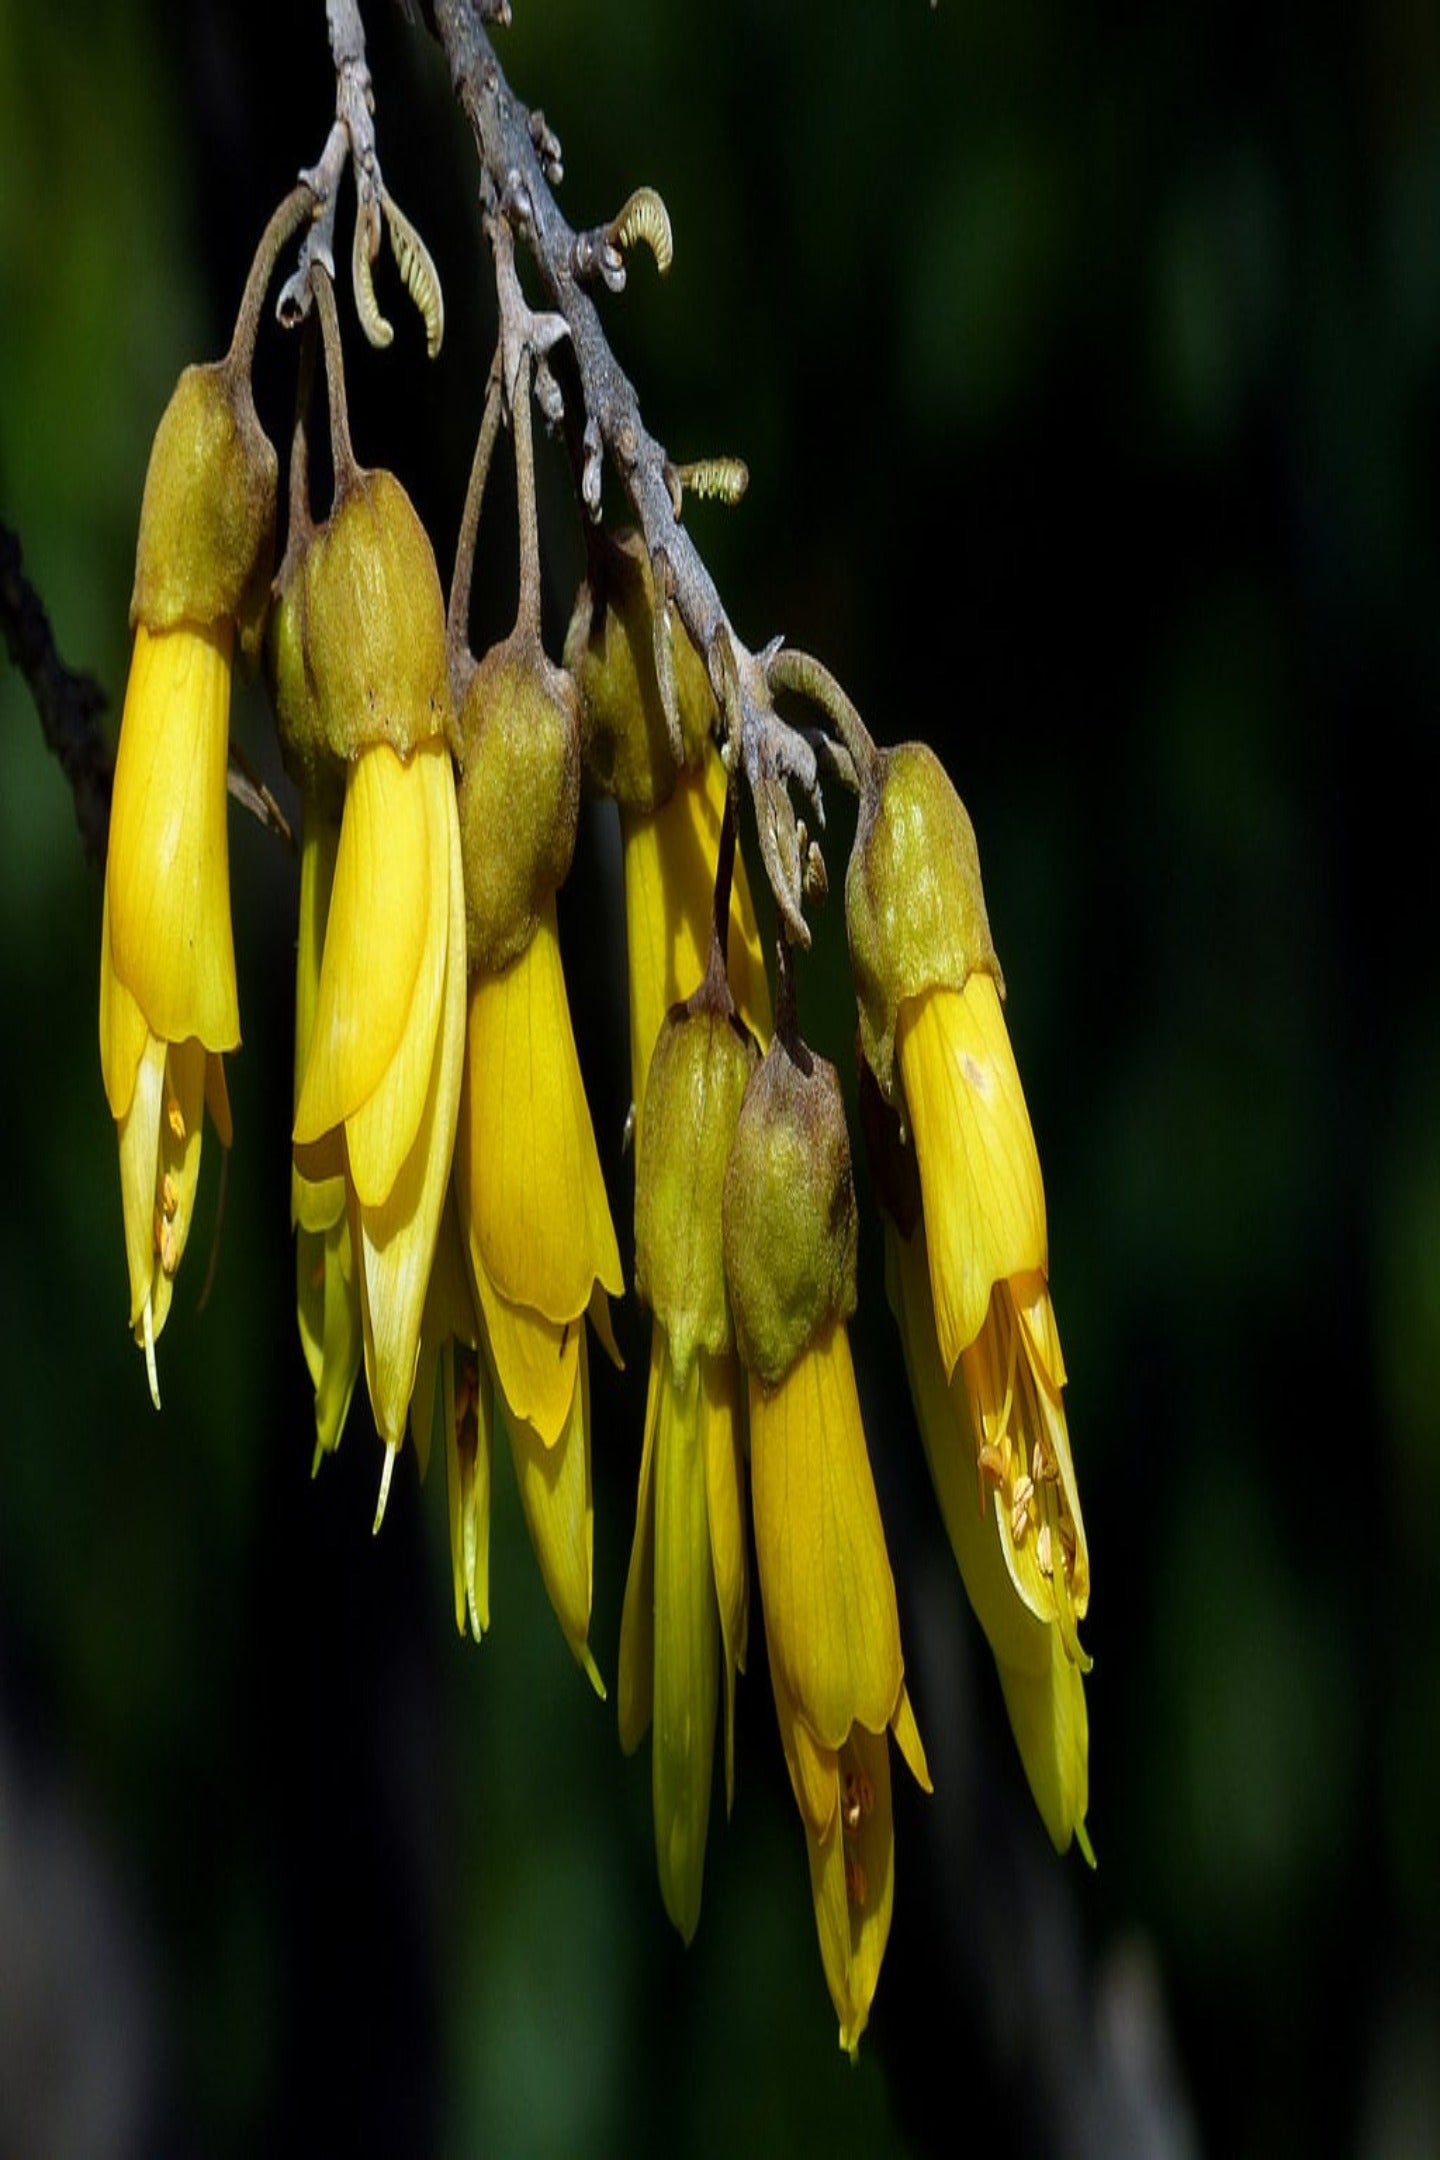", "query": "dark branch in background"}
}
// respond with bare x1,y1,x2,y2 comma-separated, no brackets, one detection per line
0,523,111,865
